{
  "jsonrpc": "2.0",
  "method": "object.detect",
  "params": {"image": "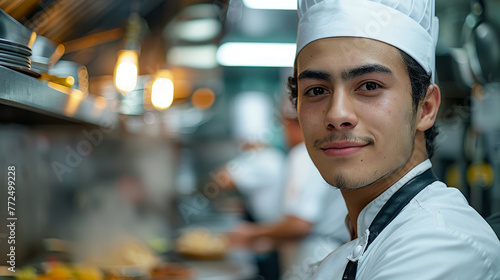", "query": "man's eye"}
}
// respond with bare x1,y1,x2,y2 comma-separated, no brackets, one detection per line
359,82,381,91
306,87,328,96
